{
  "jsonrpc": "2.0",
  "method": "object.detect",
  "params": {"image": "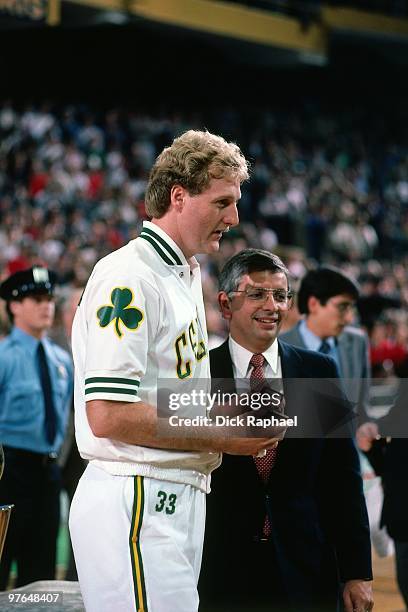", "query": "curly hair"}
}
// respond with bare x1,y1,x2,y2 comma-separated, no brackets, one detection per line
145,130,250,218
